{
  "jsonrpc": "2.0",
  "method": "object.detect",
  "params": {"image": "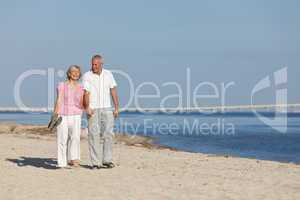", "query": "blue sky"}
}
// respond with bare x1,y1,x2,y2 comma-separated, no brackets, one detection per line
0,0,299,108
